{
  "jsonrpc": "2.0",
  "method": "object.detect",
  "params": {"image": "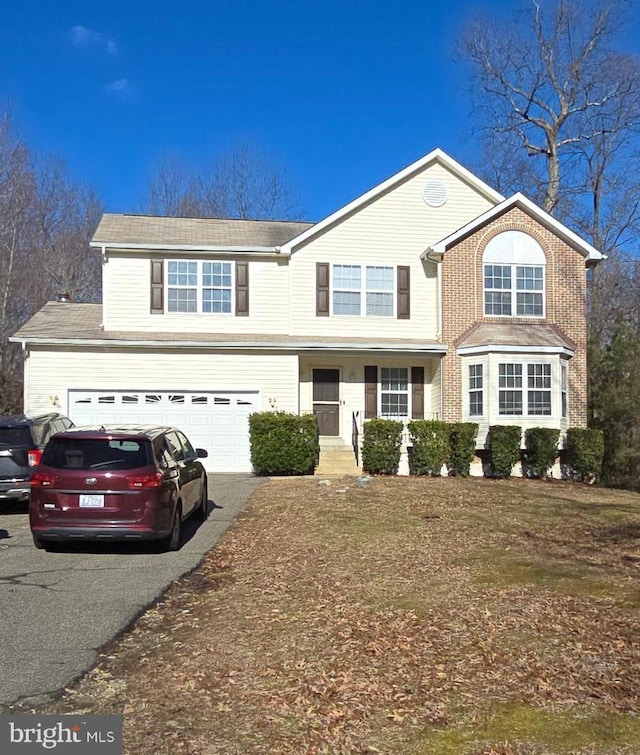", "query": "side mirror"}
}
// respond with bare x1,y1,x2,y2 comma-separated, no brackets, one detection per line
196,448,208,459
